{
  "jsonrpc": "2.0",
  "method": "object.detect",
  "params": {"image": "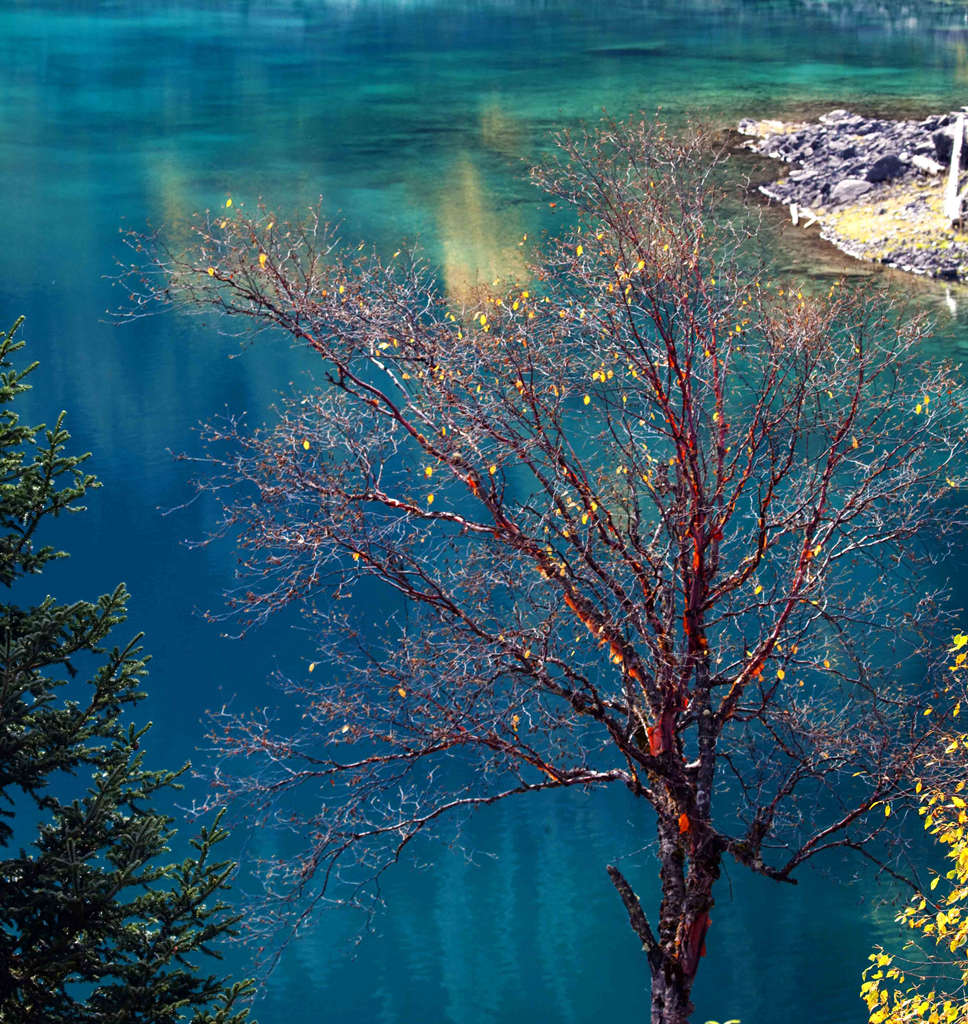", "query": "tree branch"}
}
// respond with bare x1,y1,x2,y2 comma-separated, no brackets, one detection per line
606,864,663,968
